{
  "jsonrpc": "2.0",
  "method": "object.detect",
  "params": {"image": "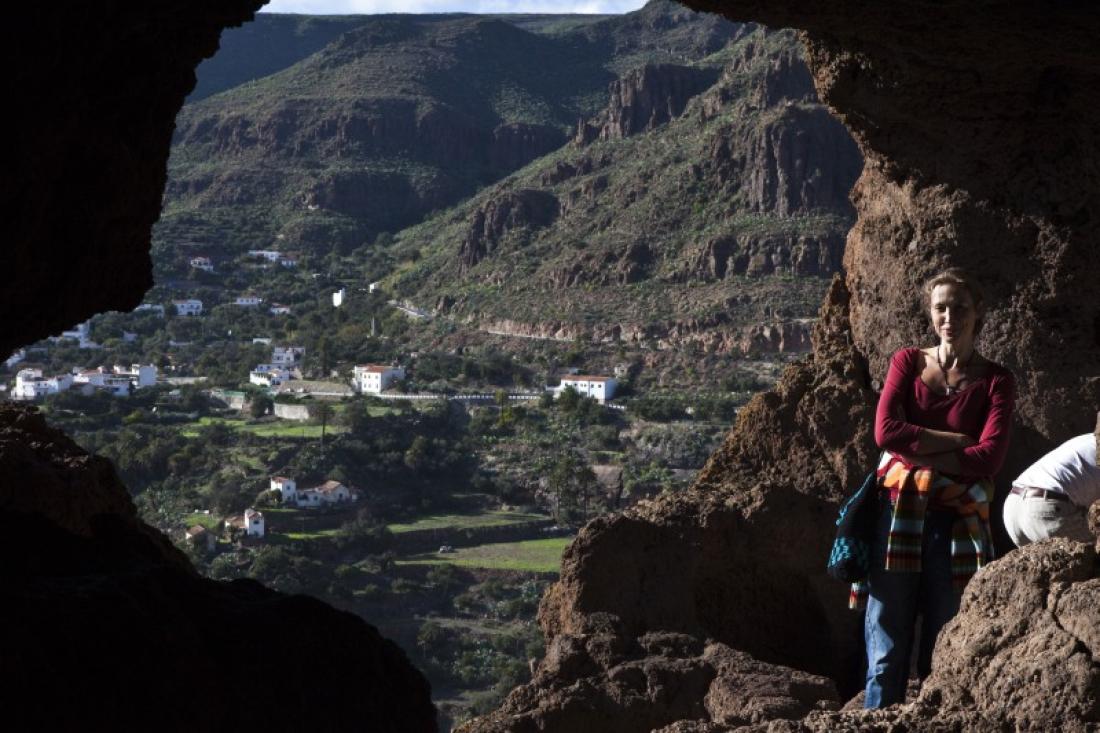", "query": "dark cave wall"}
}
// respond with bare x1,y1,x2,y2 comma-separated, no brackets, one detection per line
2,4,438,729
4,2,265,357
